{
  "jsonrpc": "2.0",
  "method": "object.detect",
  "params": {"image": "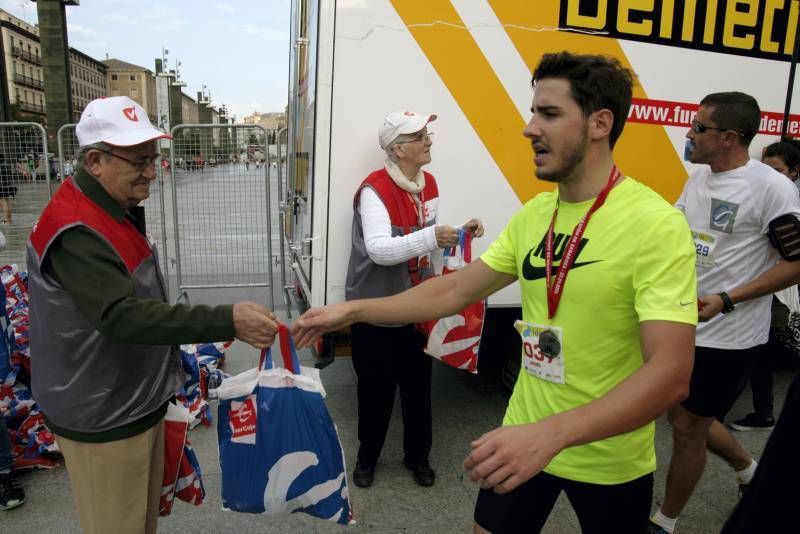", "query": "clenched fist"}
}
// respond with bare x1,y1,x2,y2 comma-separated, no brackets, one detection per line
232,302,278,349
